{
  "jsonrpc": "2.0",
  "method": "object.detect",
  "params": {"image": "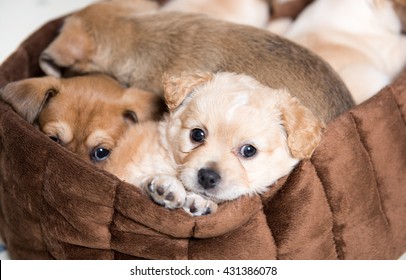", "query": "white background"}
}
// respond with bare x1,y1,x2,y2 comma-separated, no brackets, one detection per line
0,0,97,64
